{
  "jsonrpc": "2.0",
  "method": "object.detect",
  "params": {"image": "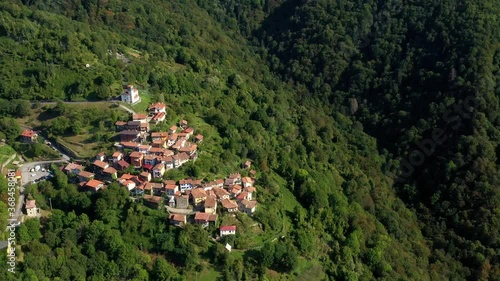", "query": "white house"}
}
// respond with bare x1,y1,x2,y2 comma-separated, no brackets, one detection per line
25,199,40,217
121,85,141,104
220,225,236,237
